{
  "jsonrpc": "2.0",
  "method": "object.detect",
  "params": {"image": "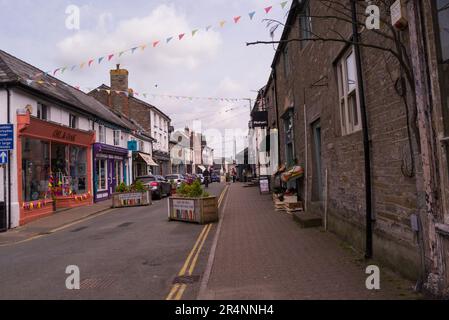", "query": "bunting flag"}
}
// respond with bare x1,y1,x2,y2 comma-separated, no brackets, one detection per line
33,1,290,78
